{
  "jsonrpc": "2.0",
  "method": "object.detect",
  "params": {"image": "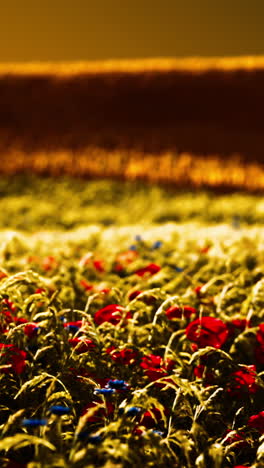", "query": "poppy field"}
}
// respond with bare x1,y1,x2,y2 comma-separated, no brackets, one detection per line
0,176,263,468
